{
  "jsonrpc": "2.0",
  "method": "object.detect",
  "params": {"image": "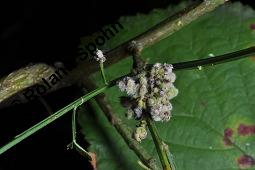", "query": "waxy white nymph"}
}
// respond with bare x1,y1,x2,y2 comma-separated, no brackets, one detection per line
117,63,178,122
94,49,106,63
